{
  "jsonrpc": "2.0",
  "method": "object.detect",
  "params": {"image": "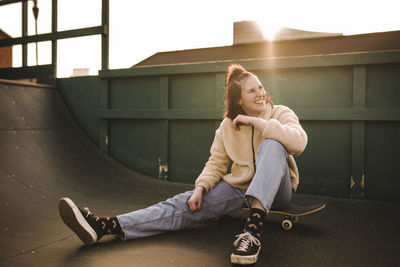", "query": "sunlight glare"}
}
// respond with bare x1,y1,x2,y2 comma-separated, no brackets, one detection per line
257,17,284,41
258,21,283,41
254,5,285,41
